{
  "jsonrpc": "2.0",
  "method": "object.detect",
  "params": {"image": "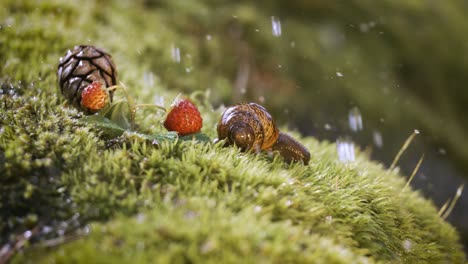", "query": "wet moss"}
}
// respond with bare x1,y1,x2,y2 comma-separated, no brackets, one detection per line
0,0,466,263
